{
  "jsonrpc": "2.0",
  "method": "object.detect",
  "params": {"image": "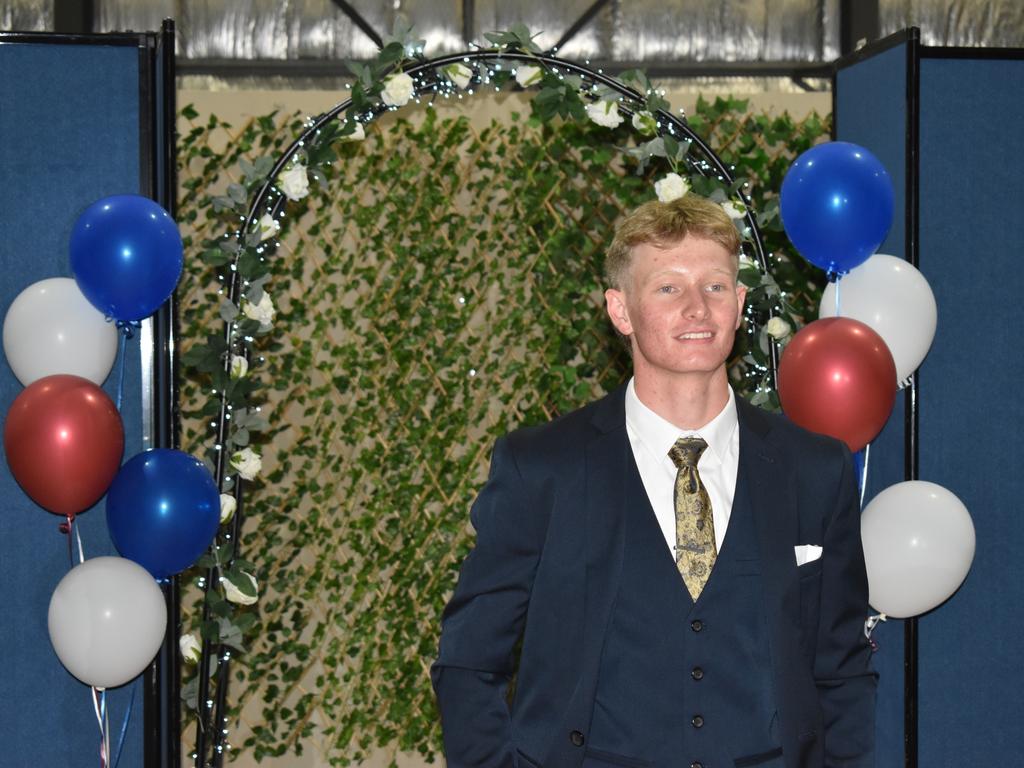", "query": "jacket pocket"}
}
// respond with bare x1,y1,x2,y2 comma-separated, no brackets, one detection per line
582,747,652,768
516,748,543,768
734,746,784,767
